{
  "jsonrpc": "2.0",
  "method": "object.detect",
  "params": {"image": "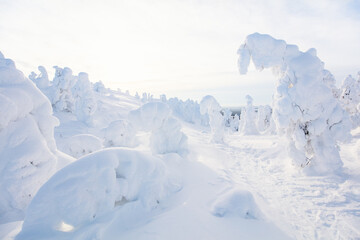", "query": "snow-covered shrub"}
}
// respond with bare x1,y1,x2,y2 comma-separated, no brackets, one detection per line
238,33,351,175
17,148,182,240
239,95,259,135
0,52,63,222
61,134,103,158
167,97,209,125
49,66,76,112
200,95,224,143
128,102,188,155
28,66,50,89
72,72,97,124
103,119,137,147
211,188,262,219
